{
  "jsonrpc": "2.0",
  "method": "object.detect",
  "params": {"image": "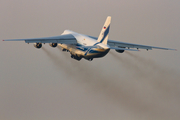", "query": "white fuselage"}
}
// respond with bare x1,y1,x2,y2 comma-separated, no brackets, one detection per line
59,30,110,59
